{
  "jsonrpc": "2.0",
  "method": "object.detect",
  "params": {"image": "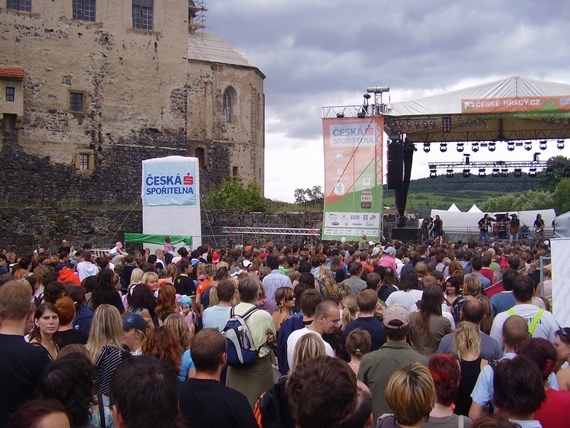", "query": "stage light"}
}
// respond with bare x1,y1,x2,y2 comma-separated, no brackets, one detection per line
539,140,547,150
557,139,565,150
528,168,537,178
400,122,405,129
476,119,480,128
336,113,344,118
440,143,447,152
423,121,429,130
414,121,420,130
442,116,452,132
542,118,547,126
524,141,532,151
550,118,556,125
462,169,471,178
513,168,522,178
423,142,431,153
467,119,472,128
446,168,454,178
357,111,366,118
488,142,496,152
458,119,464,128
430,121,437,129
560,118,565,126
492,168,500,178
507,142,515,151
501,168,509,178
457,142,464,152
478,168,486,178
429,165,437,178
472,142,480,152
484,119,489,128
407,121,413,131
